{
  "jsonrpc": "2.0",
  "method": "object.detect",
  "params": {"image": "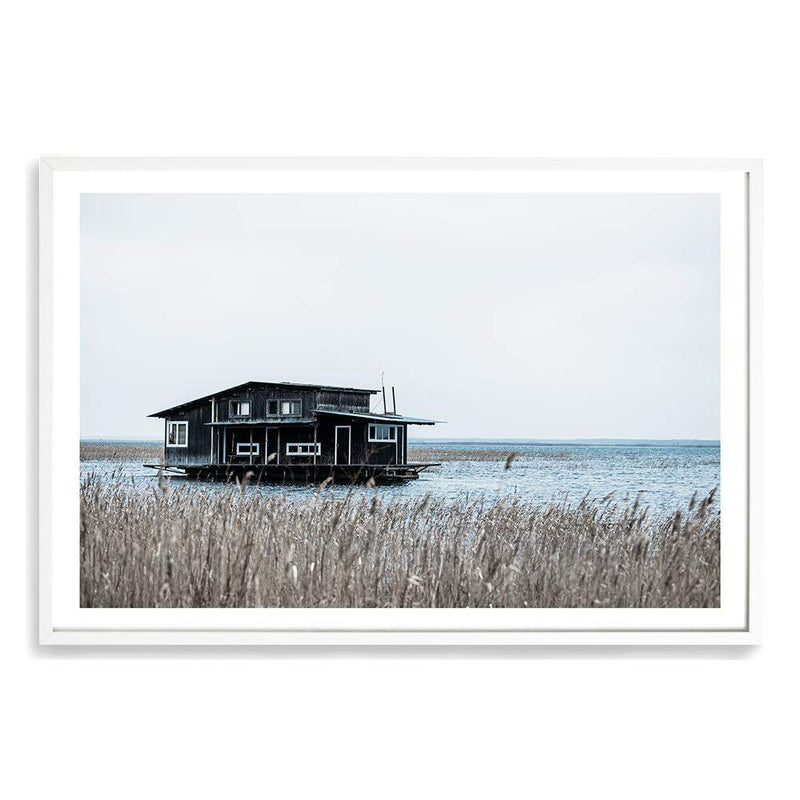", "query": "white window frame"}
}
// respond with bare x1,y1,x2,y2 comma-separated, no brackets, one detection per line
166,420,188,448
281,399,302,416
235,442,260,456
229,399,251,418
368,423,398,442
267,398,302,417
285,442,321,457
